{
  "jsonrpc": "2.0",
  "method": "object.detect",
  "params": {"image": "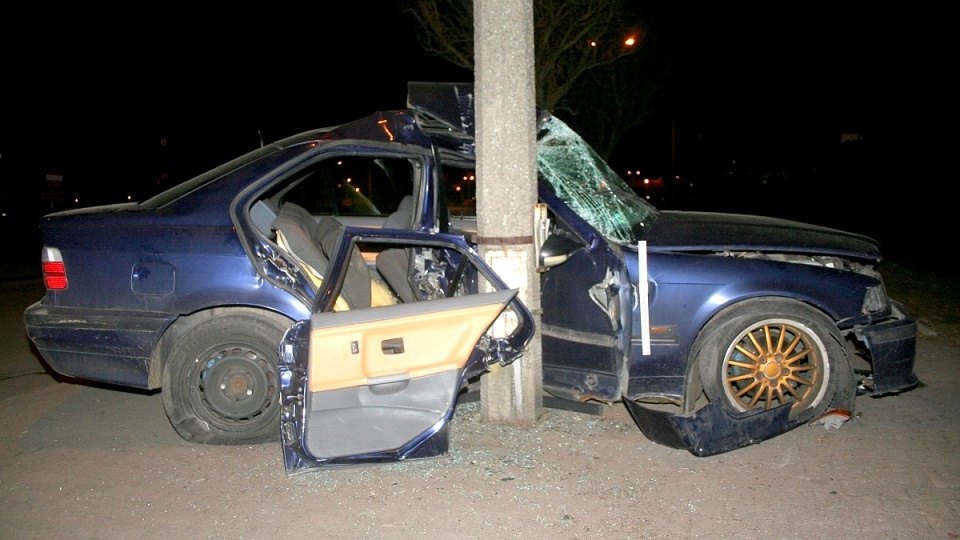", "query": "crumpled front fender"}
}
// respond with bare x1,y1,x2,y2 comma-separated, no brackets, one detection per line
624,341,861,456
623,400,808,457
